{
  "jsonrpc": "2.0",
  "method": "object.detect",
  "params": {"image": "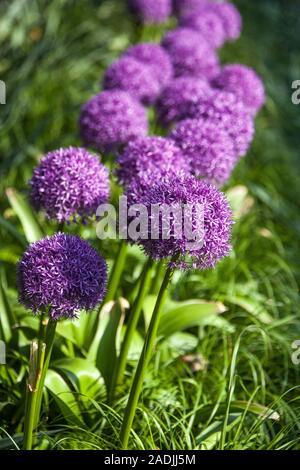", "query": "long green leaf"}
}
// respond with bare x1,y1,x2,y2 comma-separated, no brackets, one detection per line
6,188,43,243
